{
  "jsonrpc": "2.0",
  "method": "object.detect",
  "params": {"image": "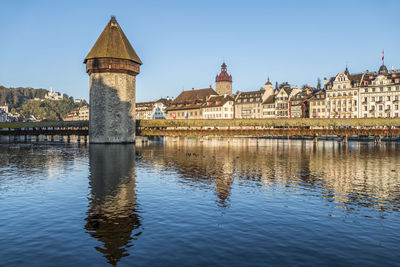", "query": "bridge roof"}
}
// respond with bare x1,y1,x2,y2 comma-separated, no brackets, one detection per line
84,17,142,65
